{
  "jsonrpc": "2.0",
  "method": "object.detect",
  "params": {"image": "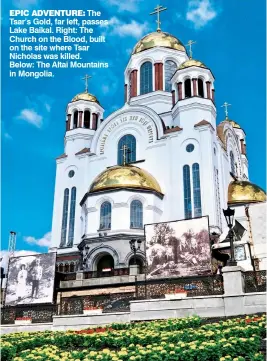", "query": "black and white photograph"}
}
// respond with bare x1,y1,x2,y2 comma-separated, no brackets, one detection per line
145,217,211,279
5,253,56,306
